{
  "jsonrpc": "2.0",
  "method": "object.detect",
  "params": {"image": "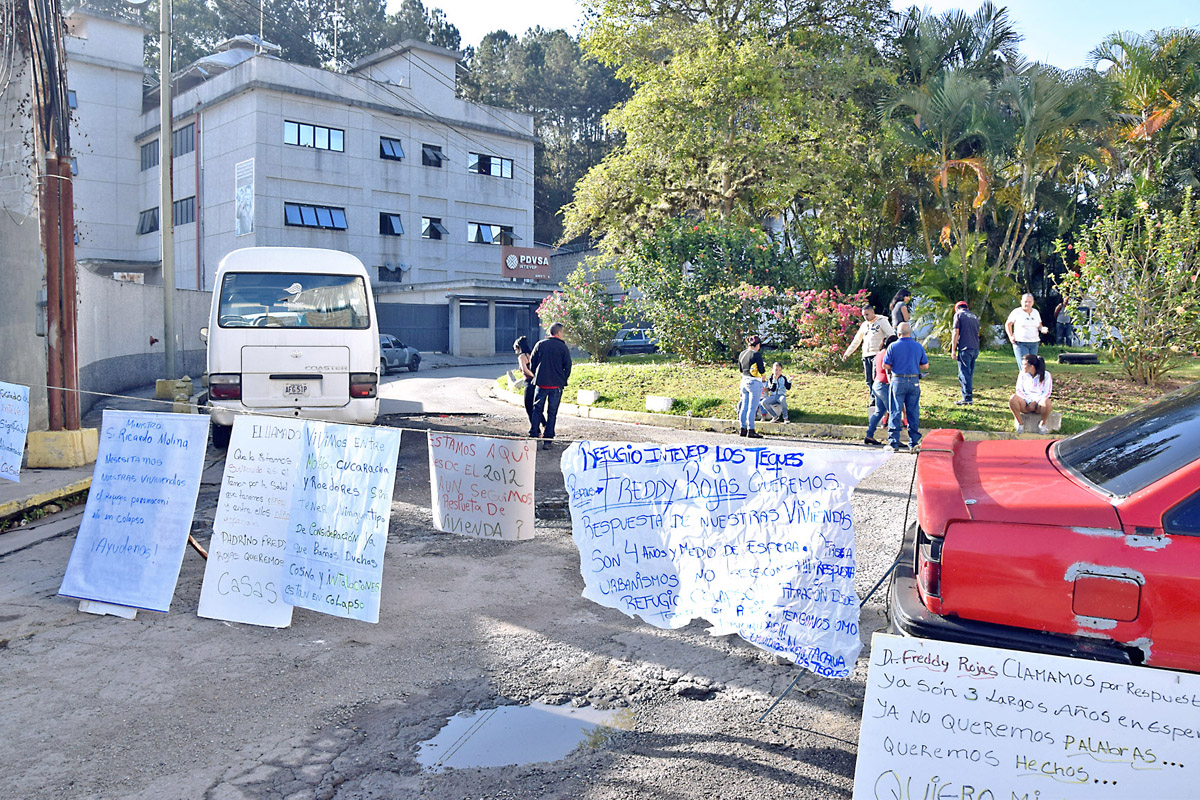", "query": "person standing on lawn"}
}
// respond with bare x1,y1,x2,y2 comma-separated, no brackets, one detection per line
949,300,981,405
1054,298,1074,346
529,322,572,450
890,288,912,328
842,304,894,410
864,334,898,446
1005,293,1048,369
883,322,929,453
737,334,766,438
